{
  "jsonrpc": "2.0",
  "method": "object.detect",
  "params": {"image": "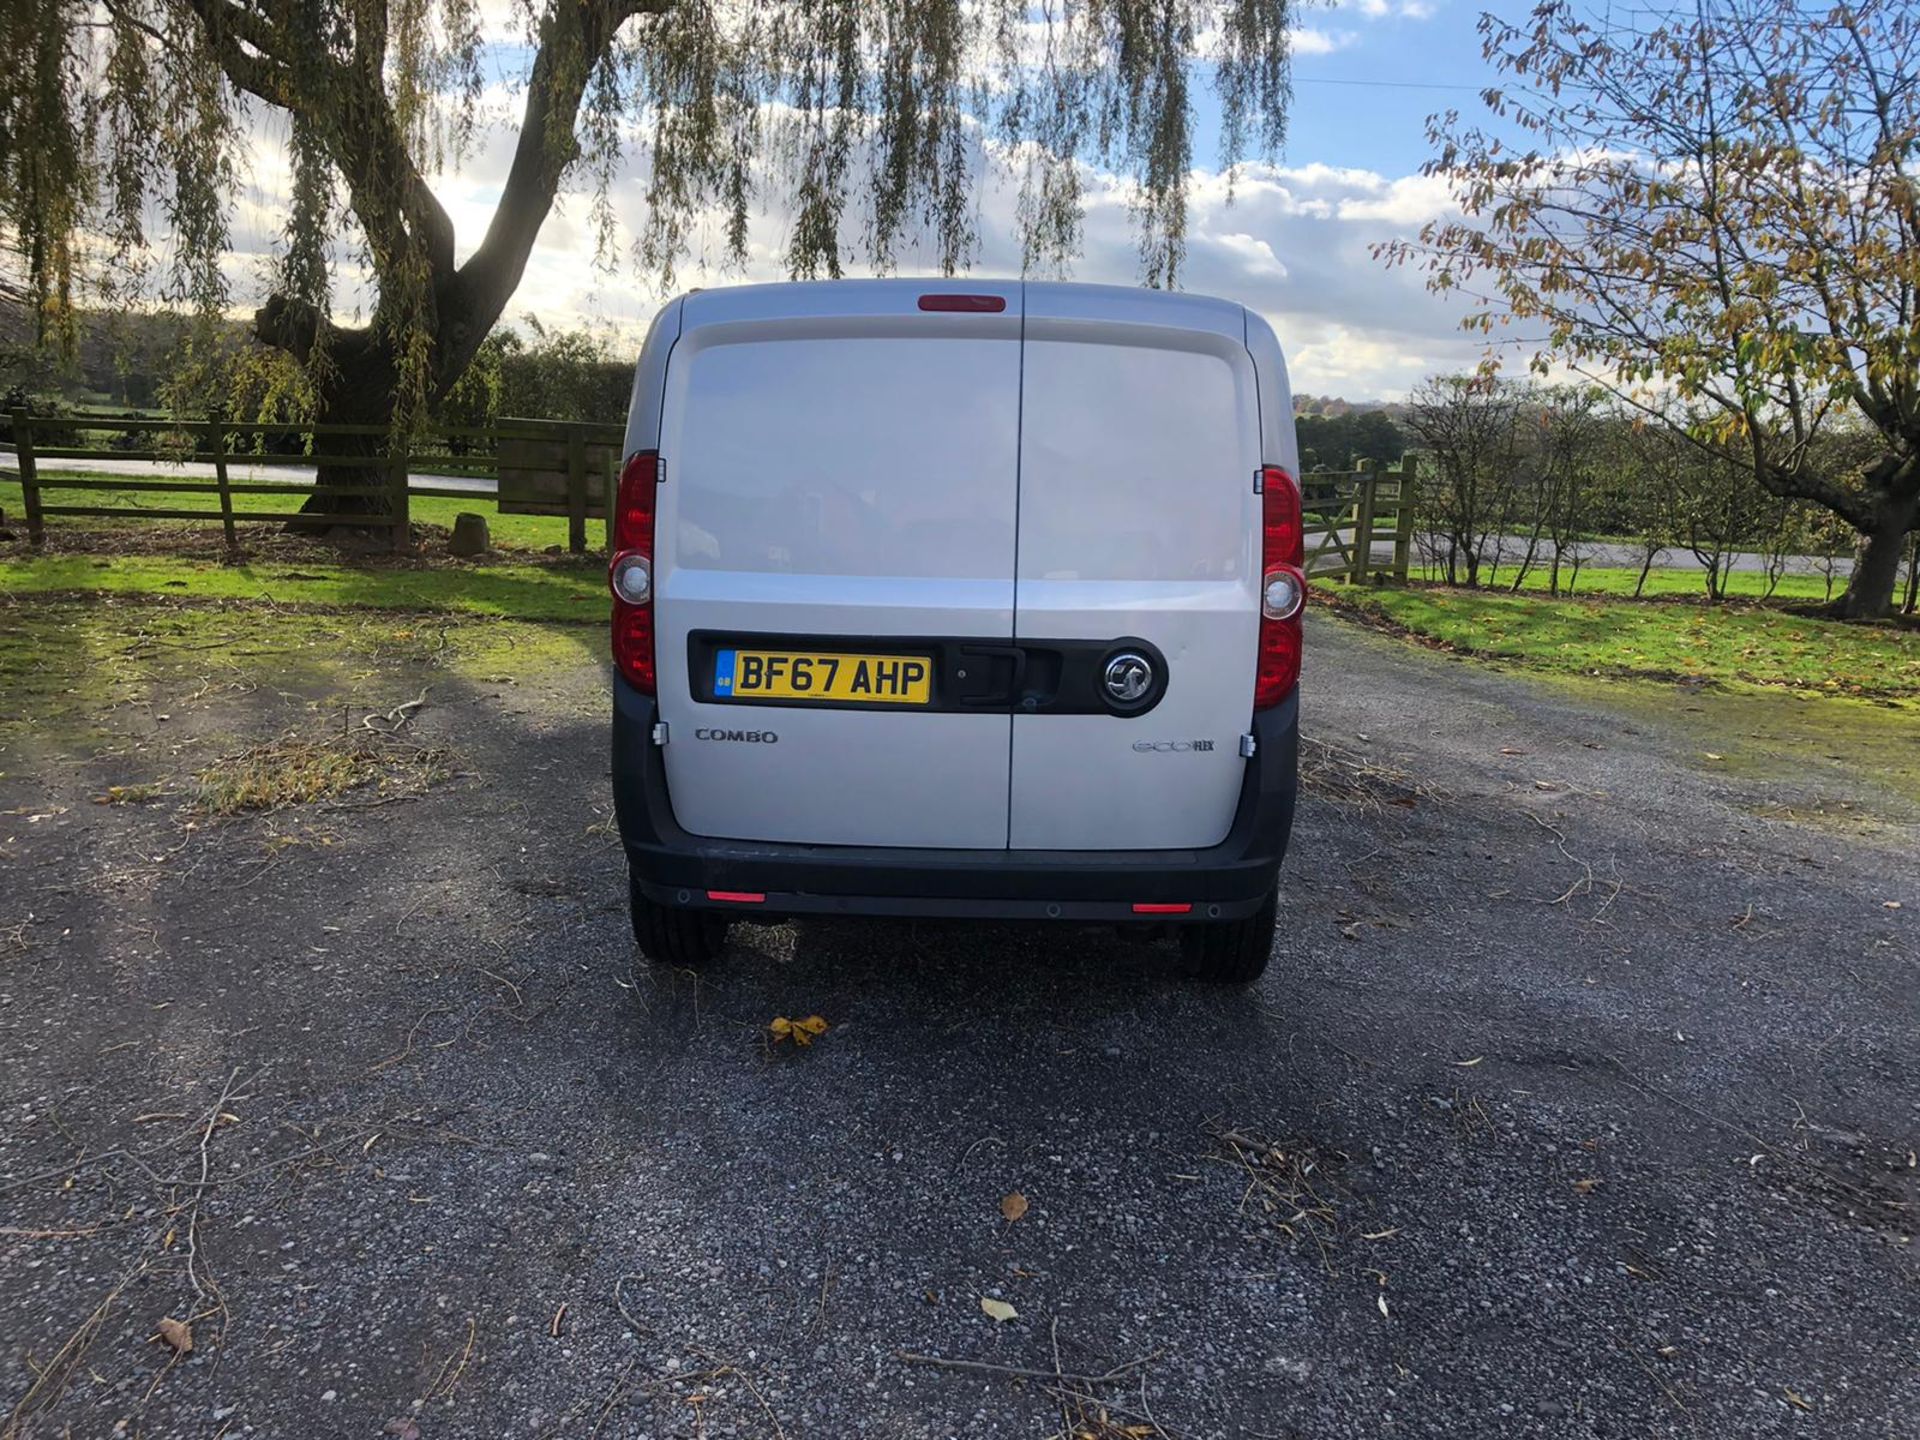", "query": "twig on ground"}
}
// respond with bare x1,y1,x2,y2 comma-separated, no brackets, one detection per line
2,1257,152,1439
613,1275,651,1337
426,1317,477,1403
895,1350,1160,1388
1606,1056,1906,1218
1607,1325,1690,1416
365,1007,457,1075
